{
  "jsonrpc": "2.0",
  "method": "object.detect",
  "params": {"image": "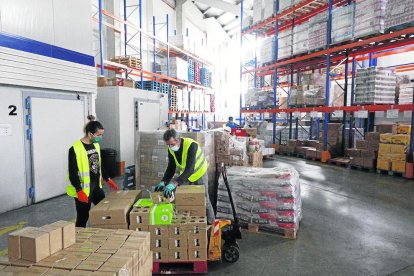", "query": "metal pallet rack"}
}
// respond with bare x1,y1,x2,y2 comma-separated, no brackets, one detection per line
93,0,215,130
240,0,414,165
